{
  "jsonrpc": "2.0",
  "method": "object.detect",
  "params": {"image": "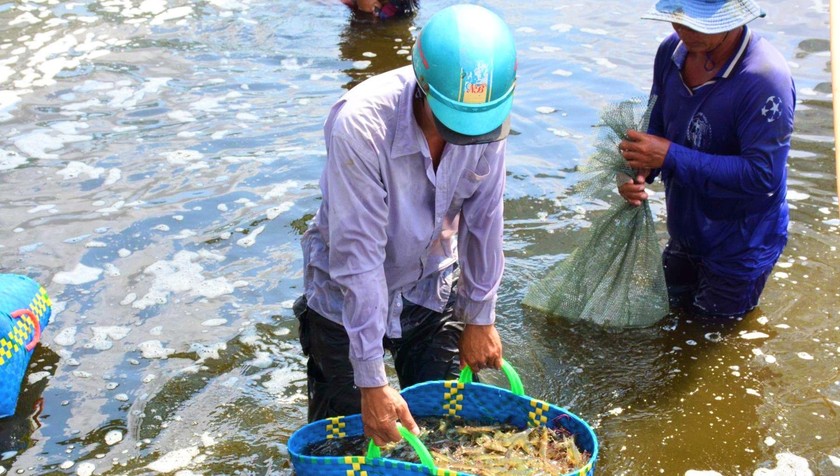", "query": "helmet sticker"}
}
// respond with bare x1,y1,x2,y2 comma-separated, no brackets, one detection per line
460,61,490,104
